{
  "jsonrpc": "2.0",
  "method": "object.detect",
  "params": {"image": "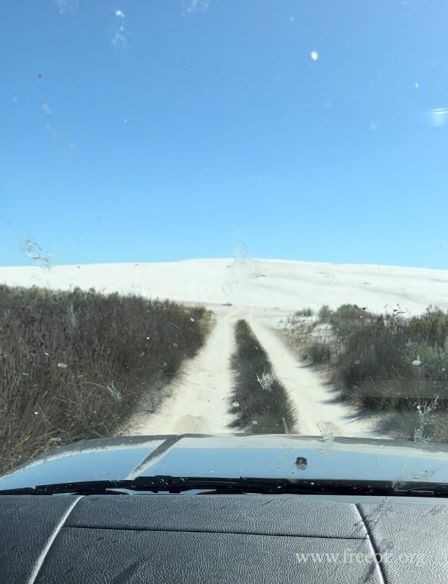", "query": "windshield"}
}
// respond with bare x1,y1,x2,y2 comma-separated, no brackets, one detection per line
1,0,448,479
